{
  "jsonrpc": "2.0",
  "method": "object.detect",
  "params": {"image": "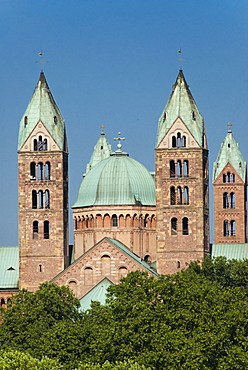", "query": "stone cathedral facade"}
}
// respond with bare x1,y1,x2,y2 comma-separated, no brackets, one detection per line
0,69,247,307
